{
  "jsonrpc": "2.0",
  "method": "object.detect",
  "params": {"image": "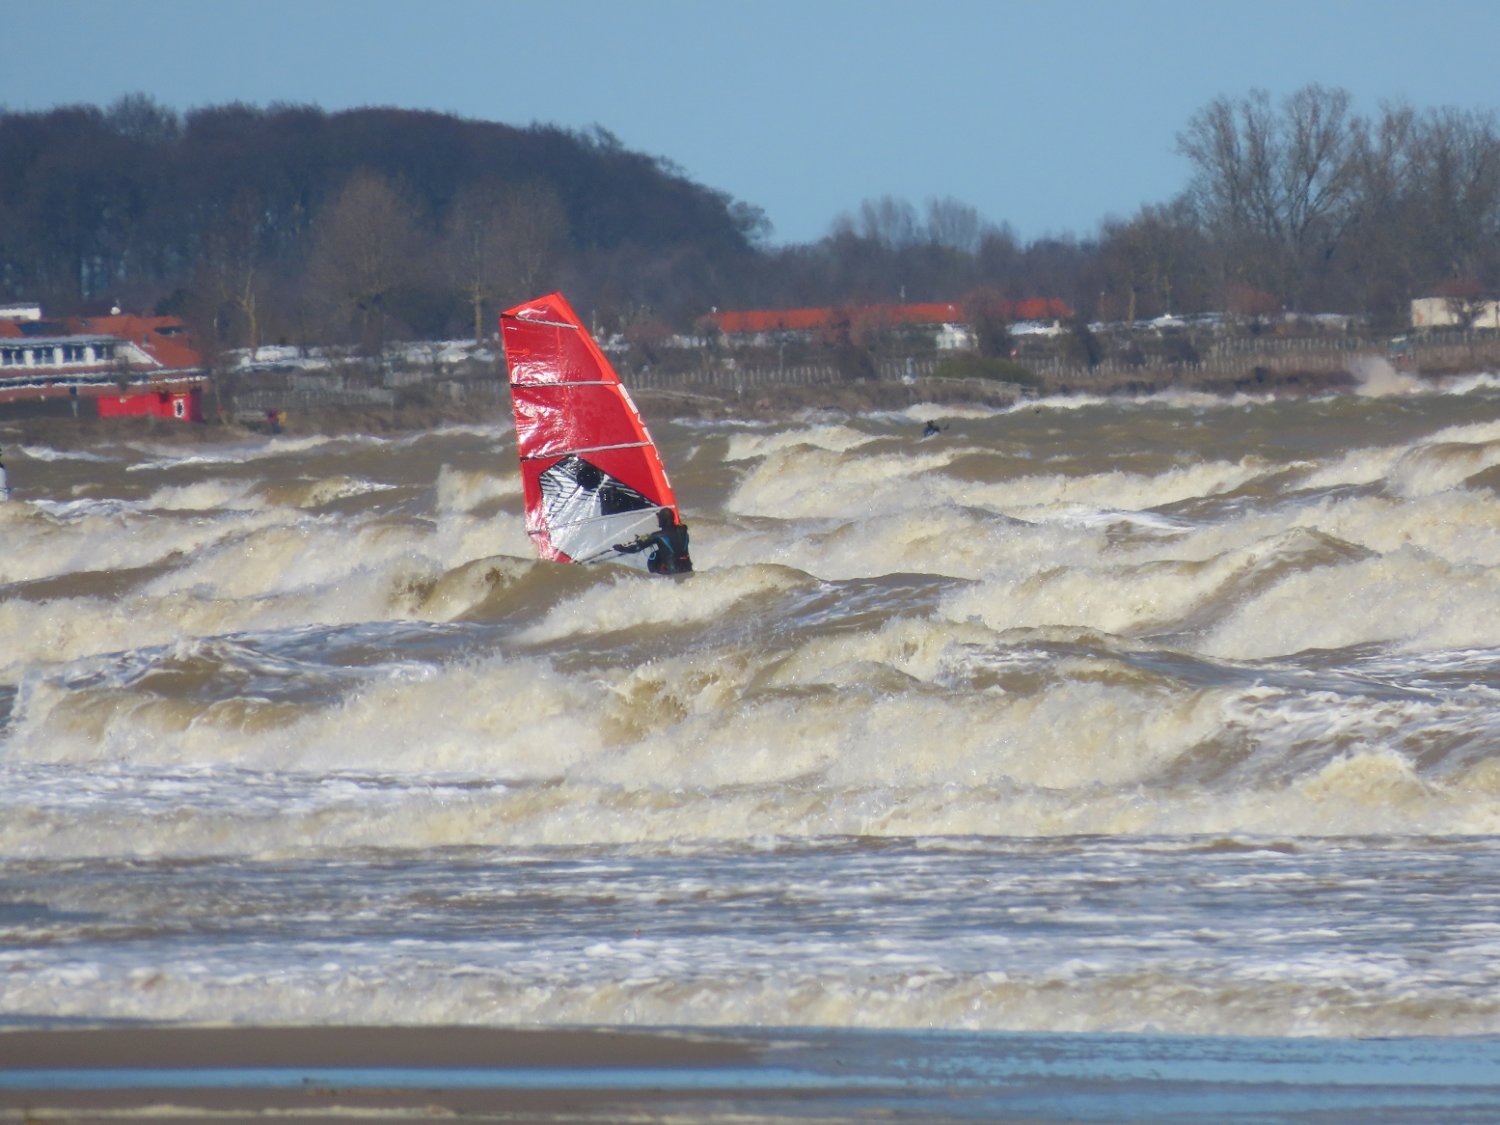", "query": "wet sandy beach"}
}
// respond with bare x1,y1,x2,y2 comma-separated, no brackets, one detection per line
5,1024,1500,1123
